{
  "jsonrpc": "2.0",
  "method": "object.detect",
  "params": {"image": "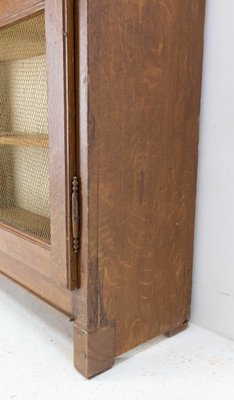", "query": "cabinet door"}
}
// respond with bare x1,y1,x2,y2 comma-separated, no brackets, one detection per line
0,0,77,290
